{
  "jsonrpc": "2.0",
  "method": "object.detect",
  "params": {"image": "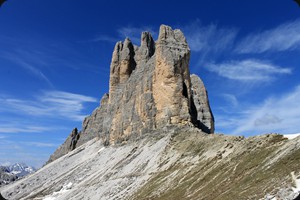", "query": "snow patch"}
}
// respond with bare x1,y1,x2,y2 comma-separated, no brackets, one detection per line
283,133,300,140
10,170,21,175
42,182,73,200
